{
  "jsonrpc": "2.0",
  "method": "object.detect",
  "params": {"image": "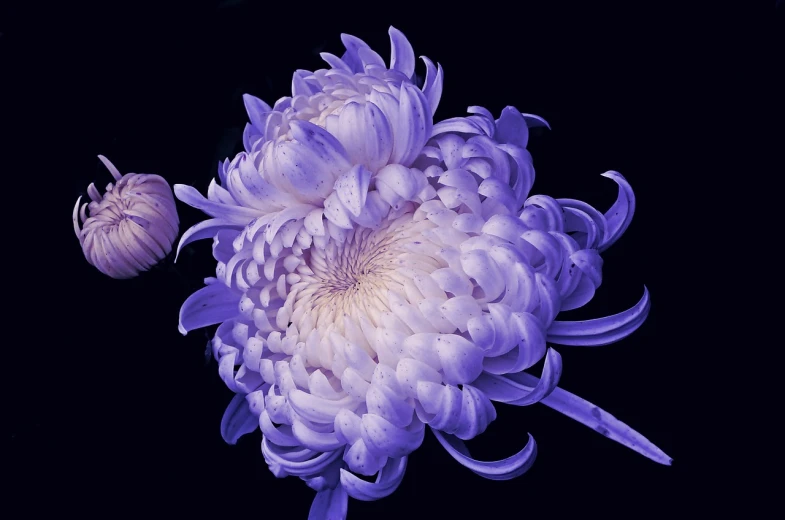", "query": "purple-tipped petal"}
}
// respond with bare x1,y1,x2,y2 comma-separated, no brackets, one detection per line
547,286,650,346
308,485,348,520
175,218,243,262
598,171,635,252
340,456,408,501
495,106,530,149
521,113,551,130
178,279,238,335
388,27,415,78
243,93,272,129
97,154,123,181
319,52,352,73
174,184,260,224
340,33,371,73
220,393,259,445
431,428,537,481
420,56,443,116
